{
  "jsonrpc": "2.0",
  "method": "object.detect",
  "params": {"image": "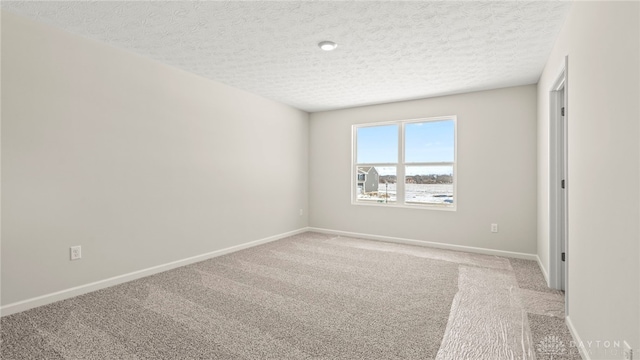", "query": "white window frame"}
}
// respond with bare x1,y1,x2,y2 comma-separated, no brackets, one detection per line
351,115,457,211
